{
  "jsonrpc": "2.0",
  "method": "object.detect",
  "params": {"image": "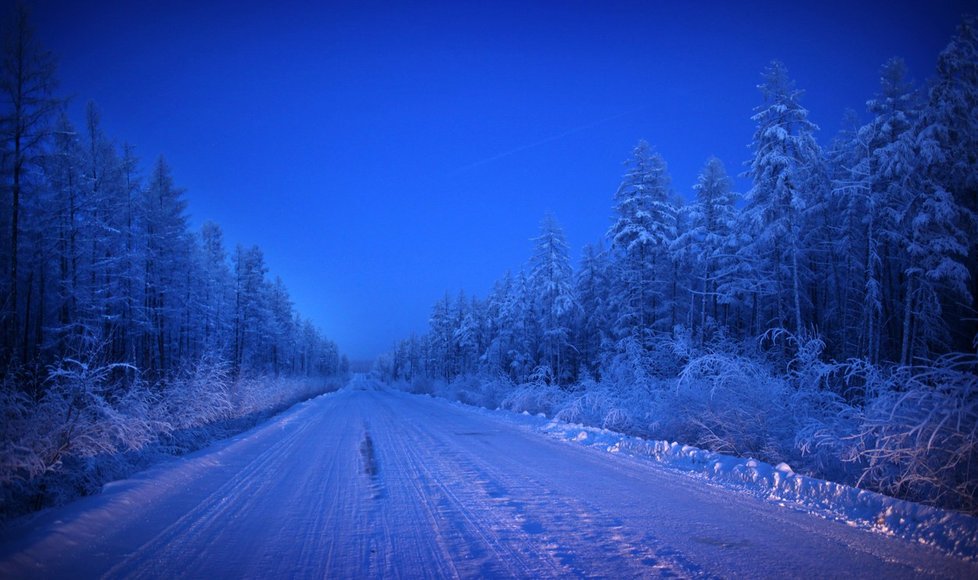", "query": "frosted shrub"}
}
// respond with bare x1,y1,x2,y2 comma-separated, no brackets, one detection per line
783,332,835,391
0,357,164,502
446,375,484,406
230,375,333,419
164,357,234,430
500,383,568,416
854,353,978,512
673,352,792,460
232,375,265,416
0,386,43,486
115,380,168,449
41,359,154,462
2,357,163,517
478,374,514,409
446,373,513,409
792,389,862,482
555,384,632,431
792,359,880,482
408,376,437,395
601,337,655,397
